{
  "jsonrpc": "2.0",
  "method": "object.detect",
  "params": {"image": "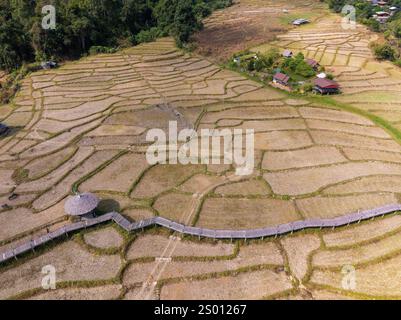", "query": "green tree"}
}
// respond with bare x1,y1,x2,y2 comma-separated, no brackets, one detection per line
0,1,32,70
172,0,202,46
